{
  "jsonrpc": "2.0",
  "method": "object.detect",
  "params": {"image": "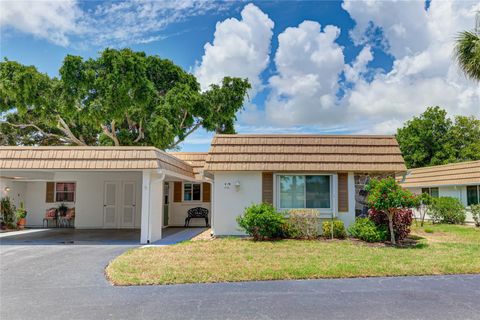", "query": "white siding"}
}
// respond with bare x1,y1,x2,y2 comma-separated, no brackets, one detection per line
212,172,262,236
19,171,142,228
406,185,475,223
167,181,212,227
